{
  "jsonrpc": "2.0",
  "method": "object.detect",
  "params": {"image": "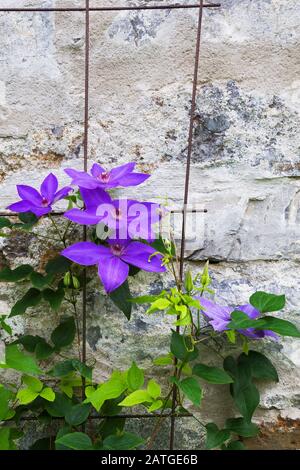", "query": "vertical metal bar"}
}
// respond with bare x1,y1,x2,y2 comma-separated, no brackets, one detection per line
82,0,90,400
169,0,204,450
